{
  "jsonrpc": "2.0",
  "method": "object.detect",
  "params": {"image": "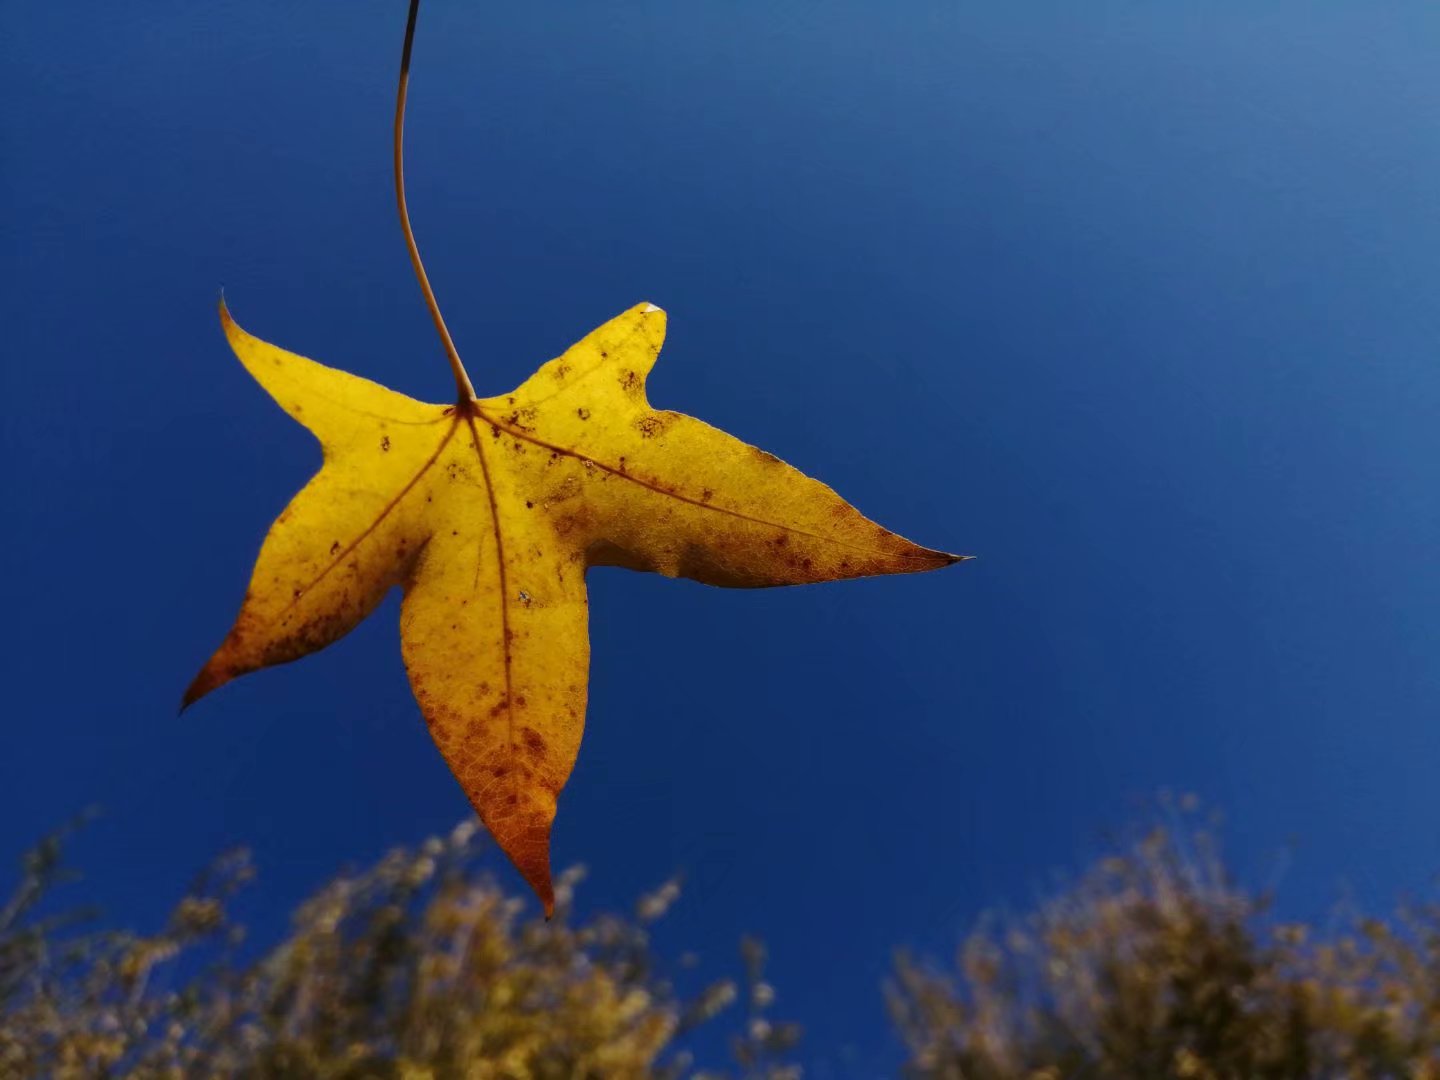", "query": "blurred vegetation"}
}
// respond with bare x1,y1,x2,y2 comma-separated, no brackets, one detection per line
889,796,1440,1079
0,820,798,1079
5,798,1440,1078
